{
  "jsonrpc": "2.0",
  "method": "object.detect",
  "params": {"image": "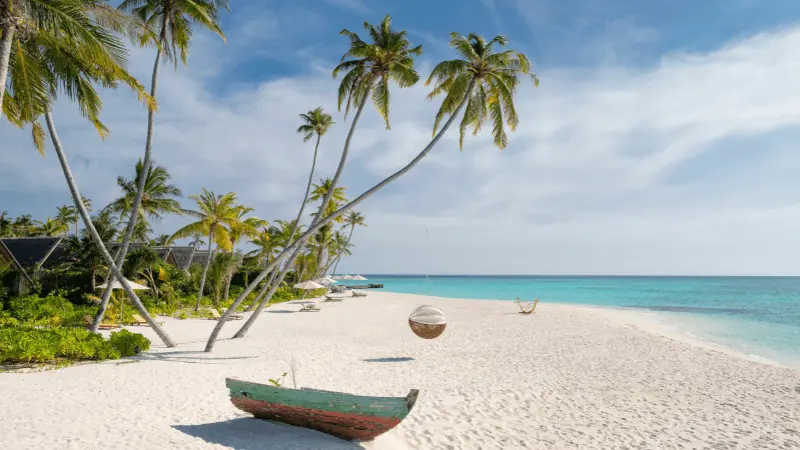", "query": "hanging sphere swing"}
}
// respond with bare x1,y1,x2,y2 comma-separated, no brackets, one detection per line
408,305,447,339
